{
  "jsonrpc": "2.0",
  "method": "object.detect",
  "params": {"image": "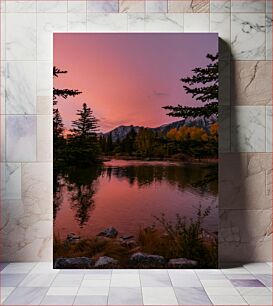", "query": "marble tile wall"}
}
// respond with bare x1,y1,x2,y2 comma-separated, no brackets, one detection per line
0,0,272,263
